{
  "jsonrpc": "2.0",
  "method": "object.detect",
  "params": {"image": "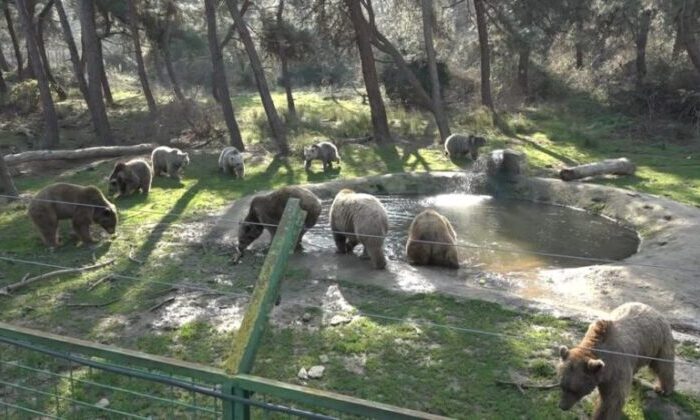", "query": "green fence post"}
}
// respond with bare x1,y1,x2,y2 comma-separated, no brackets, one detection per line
222,381,236,420
226,198,306,419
